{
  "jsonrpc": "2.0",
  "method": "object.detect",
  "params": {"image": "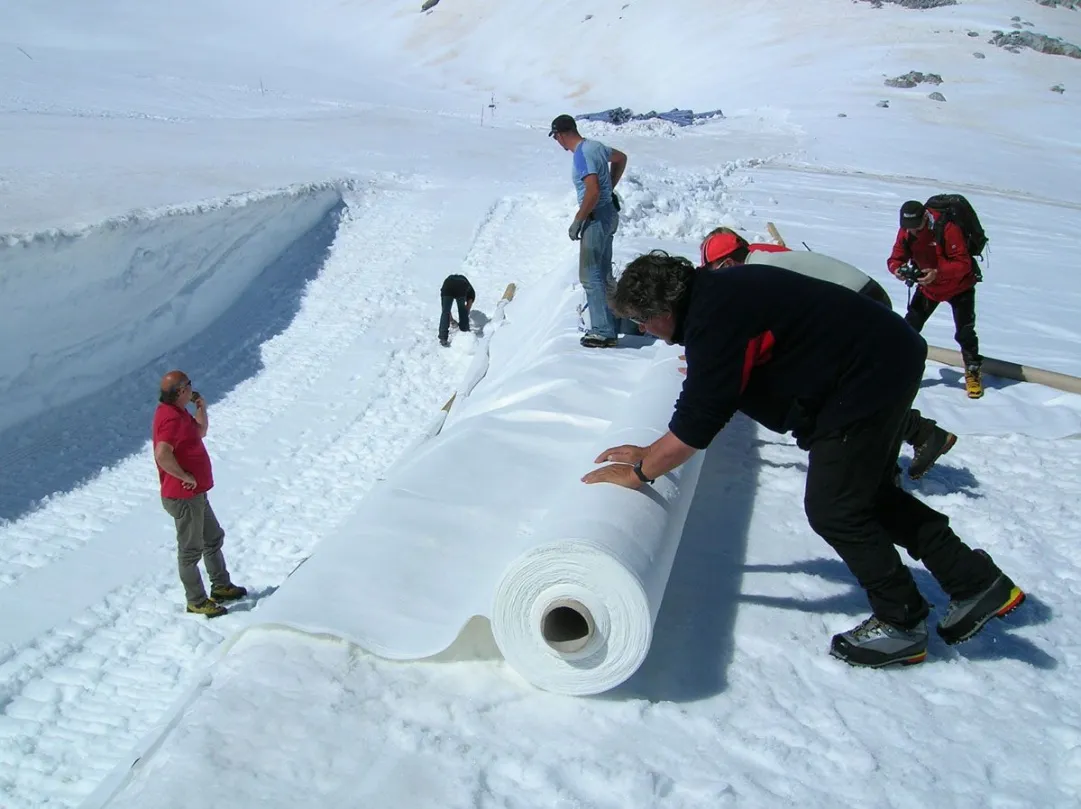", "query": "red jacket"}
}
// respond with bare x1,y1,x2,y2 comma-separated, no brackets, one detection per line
887,216,976,303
